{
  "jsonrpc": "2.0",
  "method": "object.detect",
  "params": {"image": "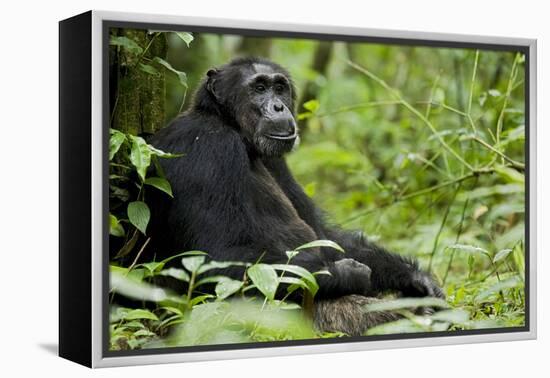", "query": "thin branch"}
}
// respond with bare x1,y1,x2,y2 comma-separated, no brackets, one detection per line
347,60,474,171
316,100,402,118
442,176,477,285
341,167,497,225
496,53,521,145
428,183,461,273
127,237,151,272
467,50,480,116
469,136,525,170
